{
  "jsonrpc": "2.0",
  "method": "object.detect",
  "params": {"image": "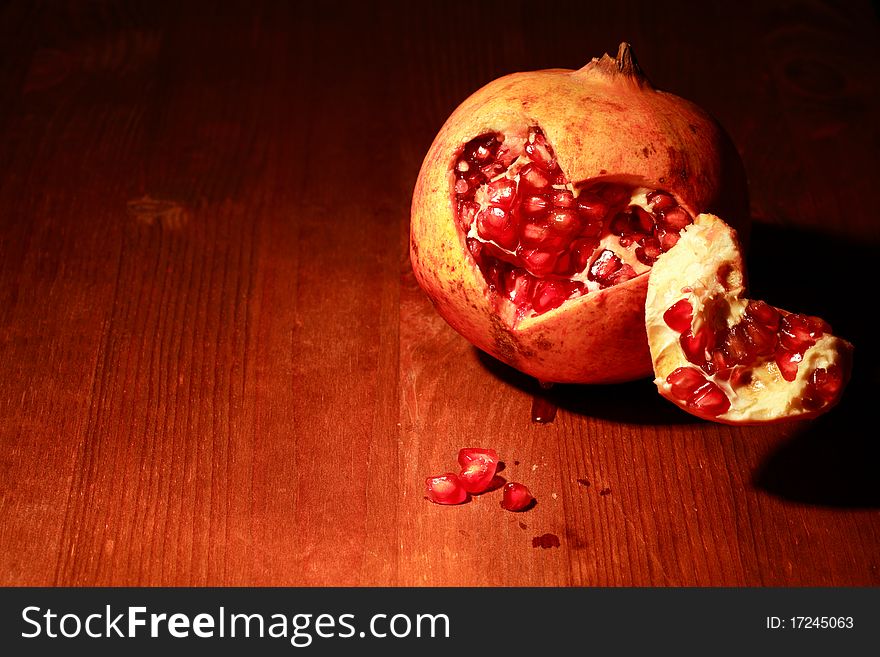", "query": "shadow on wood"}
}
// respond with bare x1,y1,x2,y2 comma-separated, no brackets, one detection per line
748,221,879,508
475,349,701,426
